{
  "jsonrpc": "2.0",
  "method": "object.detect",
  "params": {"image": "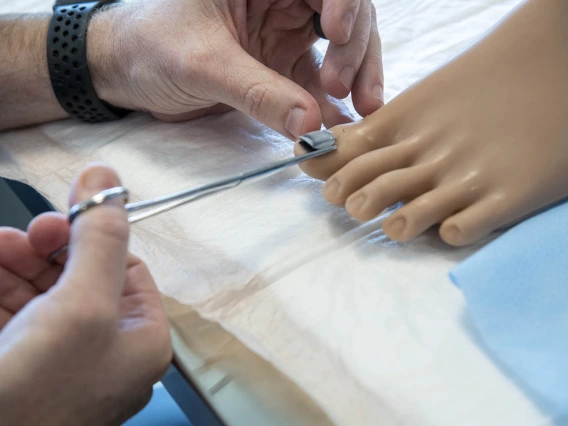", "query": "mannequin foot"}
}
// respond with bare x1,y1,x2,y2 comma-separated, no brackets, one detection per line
296,0,568,245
